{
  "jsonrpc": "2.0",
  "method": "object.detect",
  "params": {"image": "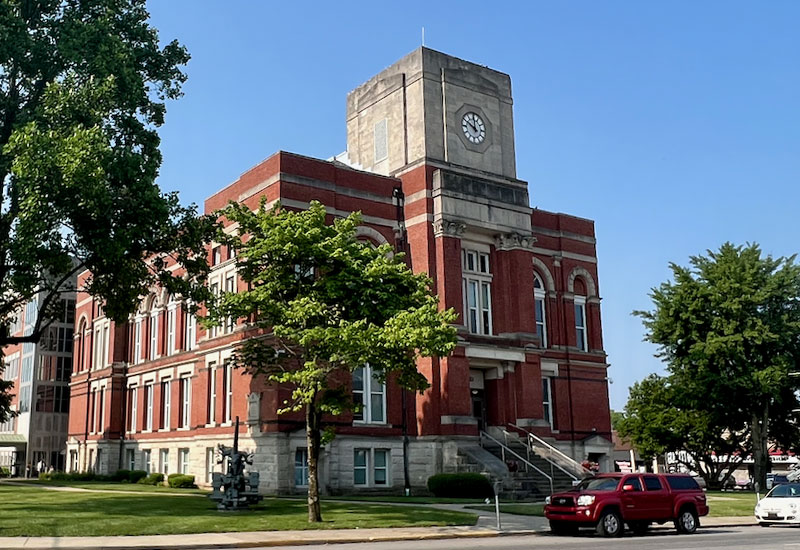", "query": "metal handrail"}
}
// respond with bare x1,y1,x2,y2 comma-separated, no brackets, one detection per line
480,430,553,495
508,423,588,480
